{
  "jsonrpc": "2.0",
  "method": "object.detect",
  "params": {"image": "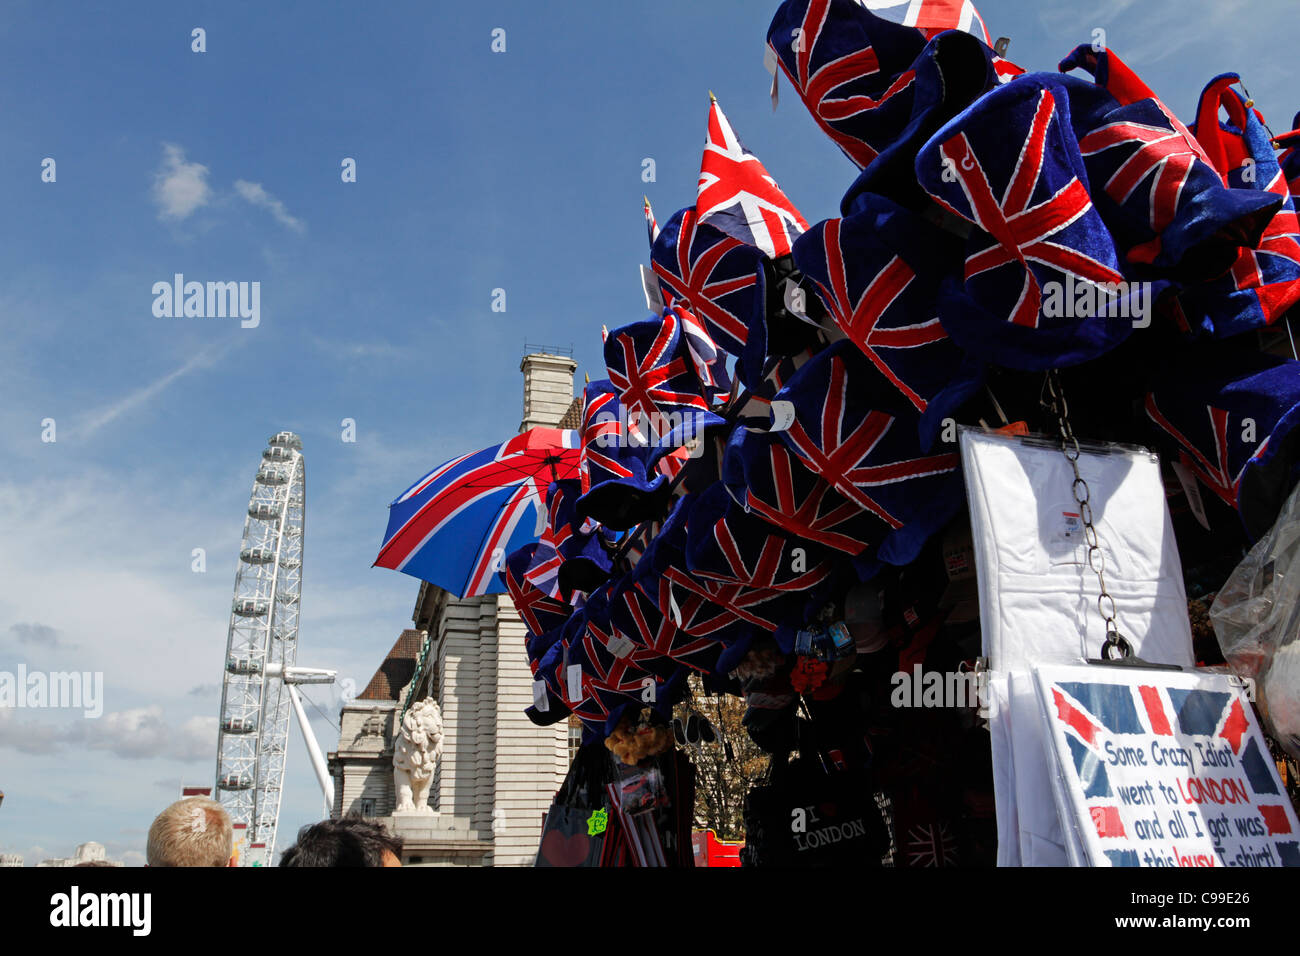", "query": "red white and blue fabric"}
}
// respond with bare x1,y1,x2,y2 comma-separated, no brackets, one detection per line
697,96,809,259
1145,349,1300,540
1178,75,1300,338
1279,115,1300,202
608,577,725,676
576,379,671,530
651,206,766,363
915,76,1132,369
1045,678,1298,866
644,196,660,249
860,0,990,43
685,482,832,592
768,340,963,565
604,310,720,445
793,194,983,448
505,542,574,640
1059,47,1282,276
766,0,930,170
540,479,615,597
722,427,890,558
375,427,579,597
